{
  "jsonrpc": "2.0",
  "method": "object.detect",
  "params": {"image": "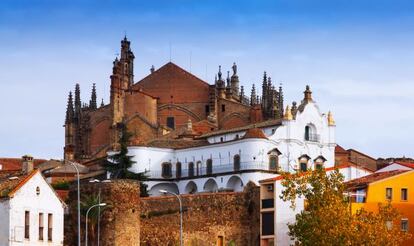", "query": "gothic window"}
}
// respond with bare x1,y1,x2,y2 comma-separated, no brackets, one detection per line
167,117,175,129
176,162,182,178
161,162,172,178
206,159,213,175
188,162,194,177
234,154,241,171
